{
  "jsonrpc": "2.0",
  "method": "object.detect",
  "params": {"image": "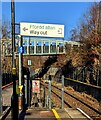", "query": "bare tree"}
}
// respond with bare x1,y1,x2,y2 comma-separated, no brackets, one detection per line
70,28,79,41
2,19,11,39
68,2,101,85
1,19,12,72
